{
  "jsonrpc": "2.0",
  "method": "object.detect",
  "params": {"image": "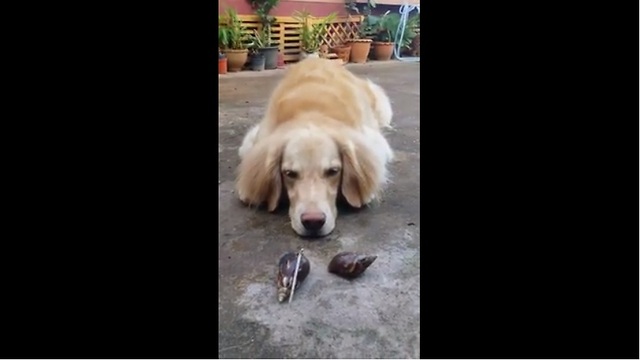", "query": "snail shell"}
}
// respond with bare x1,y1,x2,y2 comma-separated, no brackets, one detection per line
327,252,377,279
276,251,310,302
